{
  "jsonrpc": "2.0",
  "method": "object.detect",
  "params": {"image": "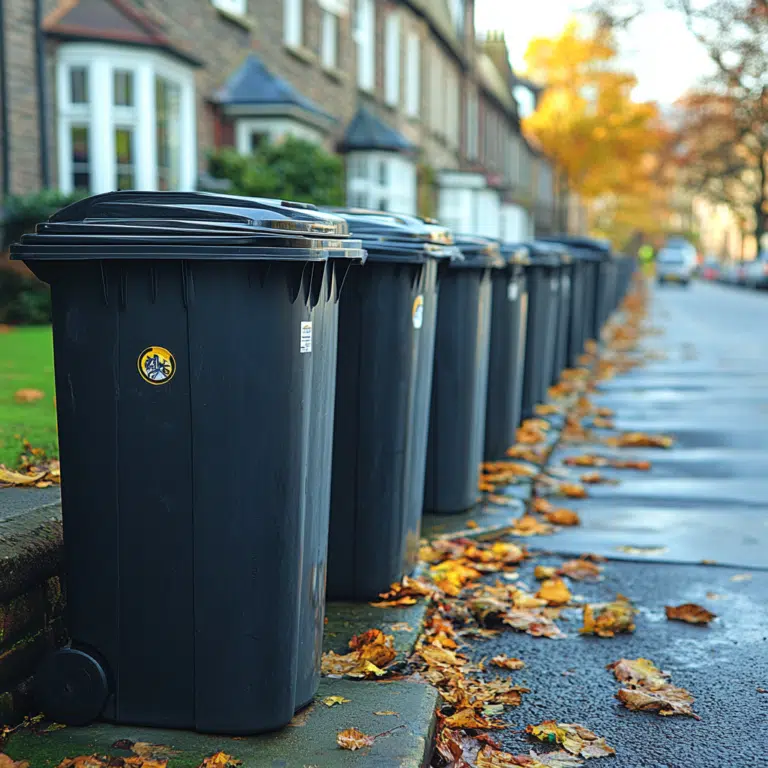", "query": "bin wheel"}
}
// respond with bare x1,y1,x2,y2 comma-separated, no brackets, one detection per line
34,648,109,726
